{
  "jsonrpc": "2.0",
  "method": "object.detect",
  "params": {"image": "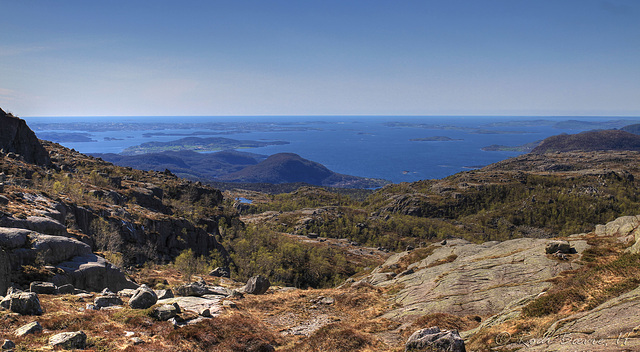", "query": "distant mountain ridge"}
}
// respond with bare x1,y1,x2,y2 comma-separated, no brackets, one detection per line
216,152,387,188
93,150,265,180
531,129,640,154
95,150,388,189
